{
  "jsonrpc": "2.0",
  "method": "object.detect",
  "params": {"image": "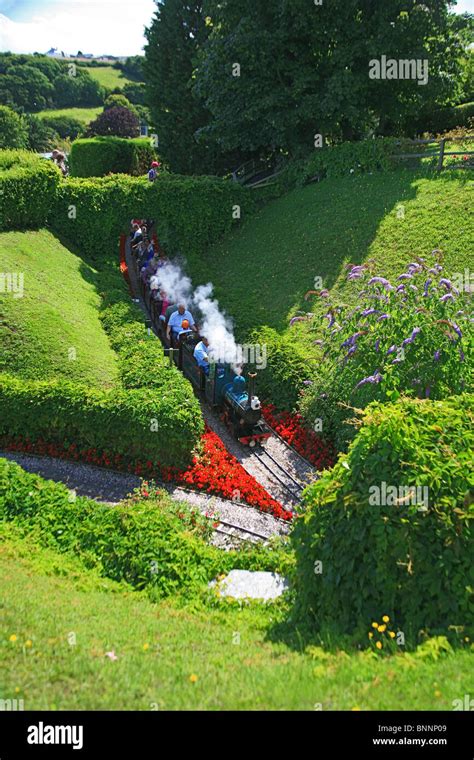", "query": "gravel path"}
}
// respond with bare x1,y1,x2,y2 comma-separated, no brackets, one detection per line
0,451,289,549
